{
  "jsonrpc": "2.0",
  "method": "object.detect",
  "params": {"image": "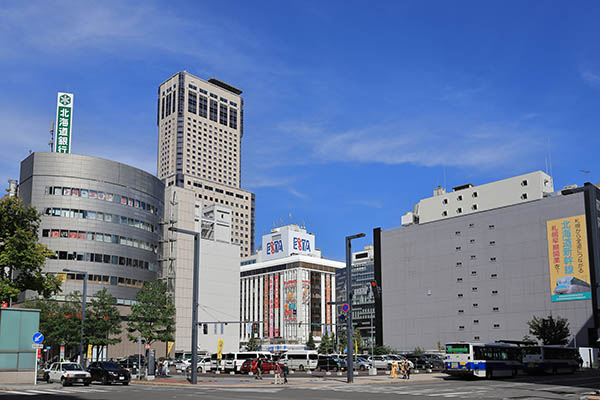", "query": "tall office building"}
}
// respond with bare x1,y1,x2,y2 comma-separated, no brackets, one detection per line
157,71,255,257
